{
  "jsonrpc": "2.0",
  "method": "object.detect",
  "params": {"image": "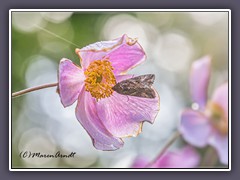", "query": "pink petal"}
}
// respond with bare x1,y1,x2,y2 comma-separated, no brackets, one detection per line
75,88,124,151
96,75,160,137
75,36,122,69
190,56,211,109
153,146,200,168
211,82,228,119
58,59,85,107
105,36,146,75
131,157,149,168
76,34,146,74
132,146,200,168
115,74,135,82
180,109,212,147
208,132,228,165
